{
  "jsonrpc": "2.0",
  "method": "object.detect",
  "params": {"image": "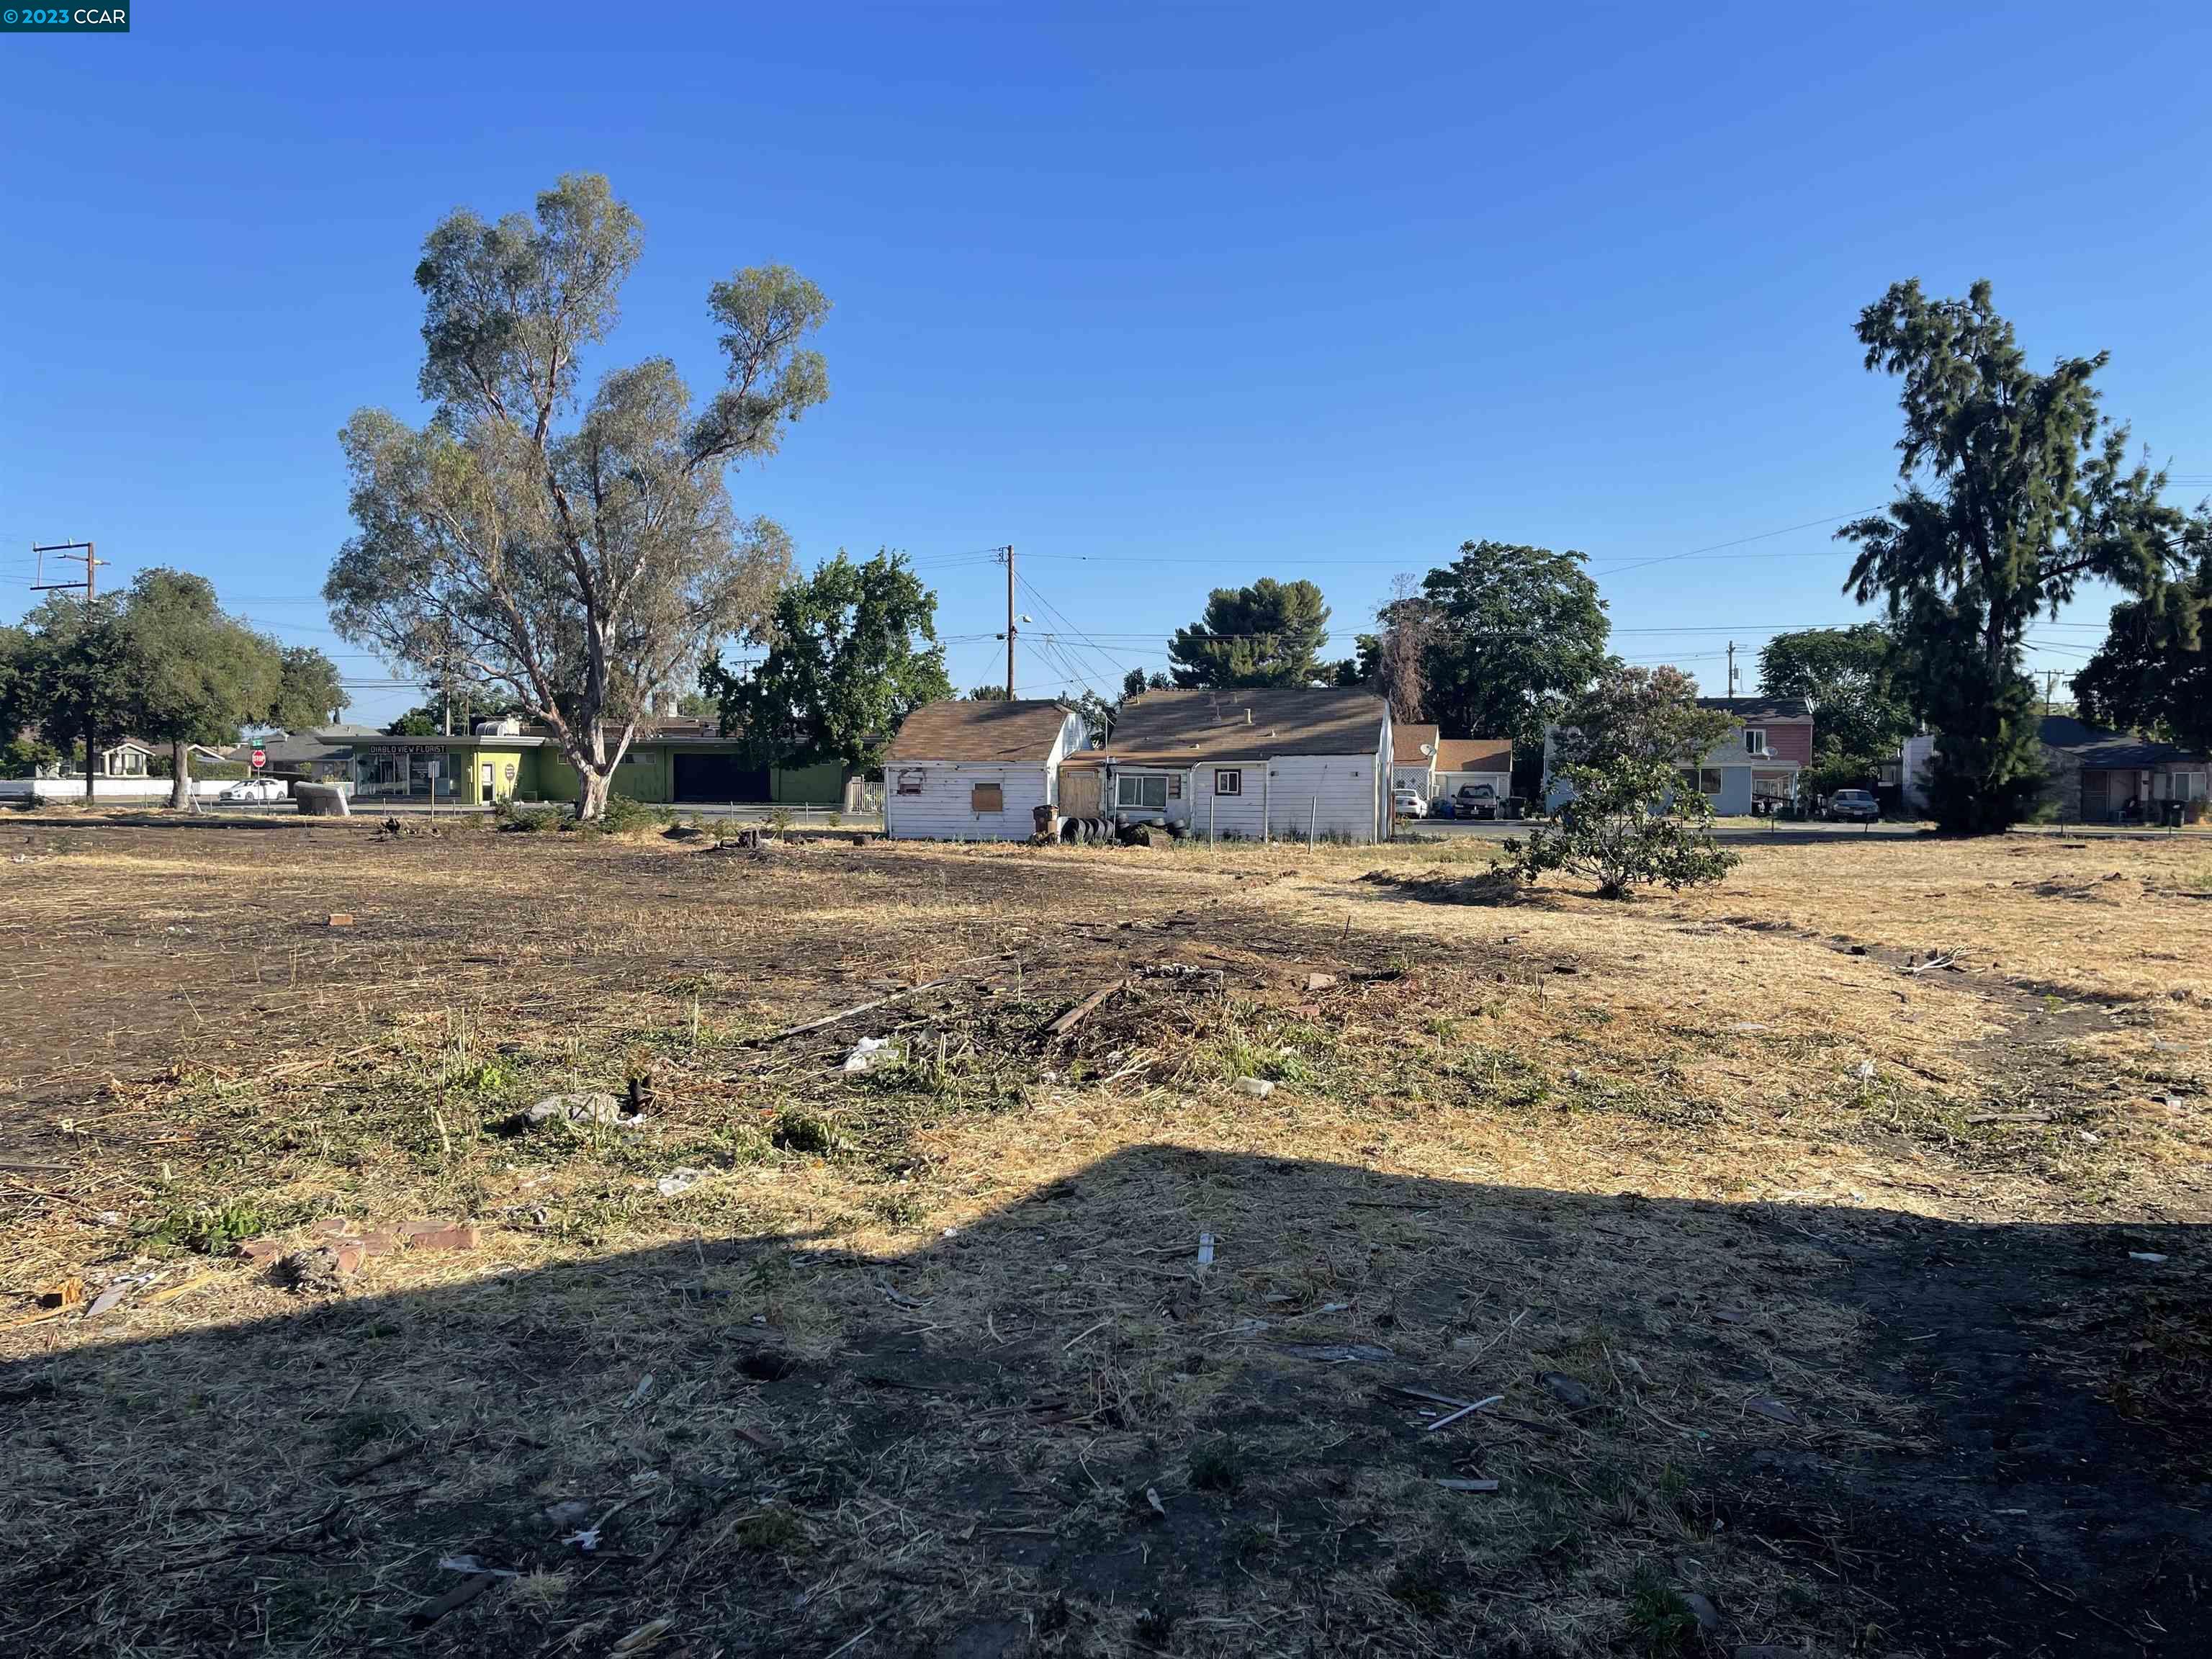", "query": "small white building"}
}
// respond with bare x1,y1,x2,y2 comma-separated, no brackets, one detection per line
882,699,1088,841
1059,687,1393,843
